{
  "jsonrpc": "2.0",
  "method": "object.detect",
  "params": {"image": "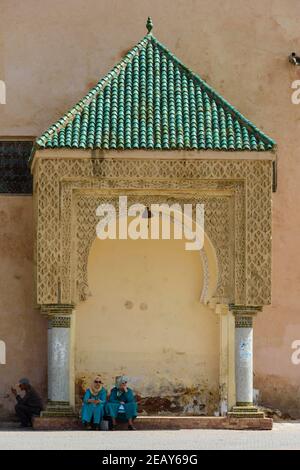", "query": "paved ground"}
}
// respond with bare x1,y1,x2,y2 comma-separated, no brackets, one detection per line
0,422,300,450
